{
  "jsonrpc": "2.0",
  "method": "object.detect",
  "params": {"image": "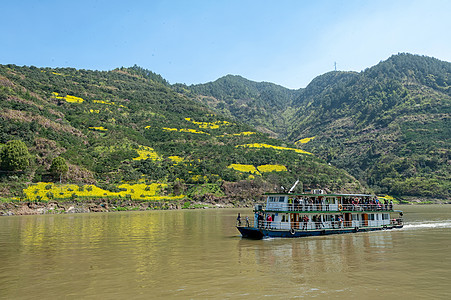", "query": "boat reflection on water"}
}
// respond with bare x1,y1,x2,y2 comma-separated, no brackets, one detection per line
234,229,406,297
